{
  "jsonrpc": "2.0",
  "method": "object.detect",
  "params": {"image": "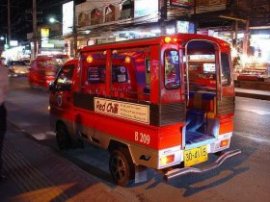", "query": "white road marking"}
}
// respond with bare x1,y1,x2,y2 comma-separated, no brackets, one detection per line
32,131,56,140
234,131,270,145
